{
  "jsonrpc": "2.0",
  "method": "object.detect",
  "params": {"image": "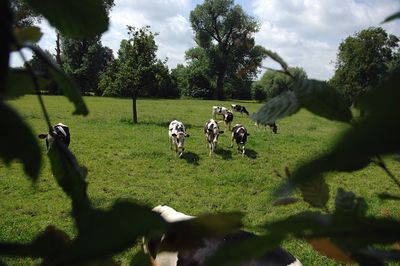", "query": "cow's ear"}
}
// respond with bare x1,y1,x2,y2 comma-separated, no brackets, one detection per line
172,133,177,137
220,131,224,134
38,134,48,139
